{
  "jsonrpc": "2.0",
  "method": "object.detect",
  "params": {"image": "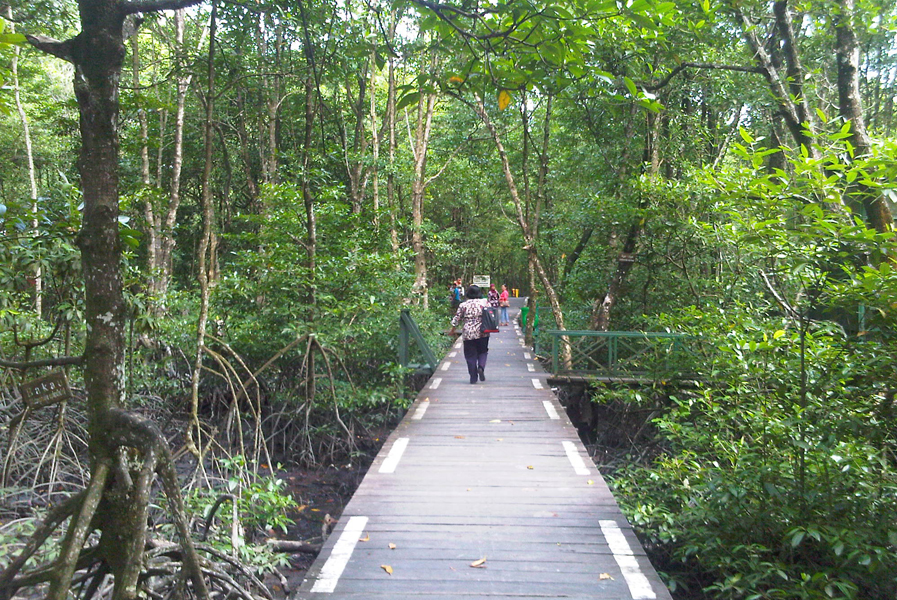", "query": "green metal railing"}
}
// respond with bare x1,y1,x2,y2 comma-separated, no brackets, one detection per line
399,309,438,376
545,329,691,380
